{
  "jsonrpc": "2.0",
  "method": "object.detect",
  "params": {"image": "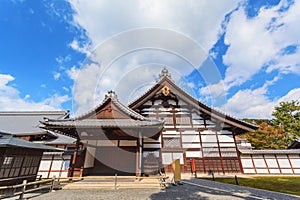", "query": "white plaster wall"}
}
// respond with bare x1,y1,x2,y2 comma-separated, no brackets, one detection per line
290,159,300,168
162,152,184,165
38,154,71,178
182,143,201,148
218,135,234,142
277,159,290,168
241,153,300,174
186,151,201,158
241,159,253,168
182,135,200,143
39,160,51,171
143,143,161,148
265,159,278,168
